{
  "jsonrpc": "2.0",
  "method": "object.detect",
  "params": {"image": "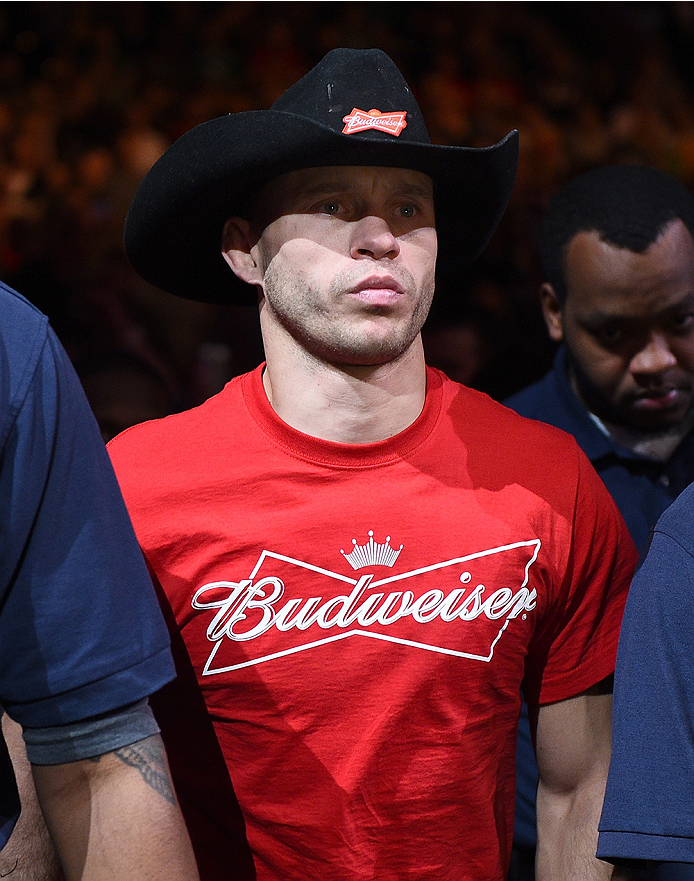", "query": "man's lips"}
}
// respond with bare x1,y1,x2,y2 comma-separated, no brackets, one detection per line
348,276,405,305
631,387,688,410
